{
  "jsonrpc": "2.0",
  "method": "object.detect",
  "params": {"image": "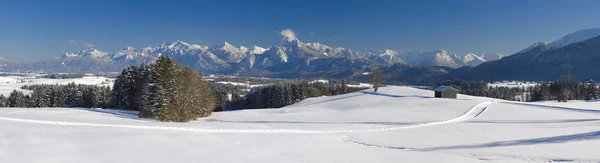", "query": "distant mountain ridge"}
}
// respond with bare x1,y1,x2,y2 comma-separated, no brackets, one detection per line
3,27,600,84
39,36,492,74
441,34,600,81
